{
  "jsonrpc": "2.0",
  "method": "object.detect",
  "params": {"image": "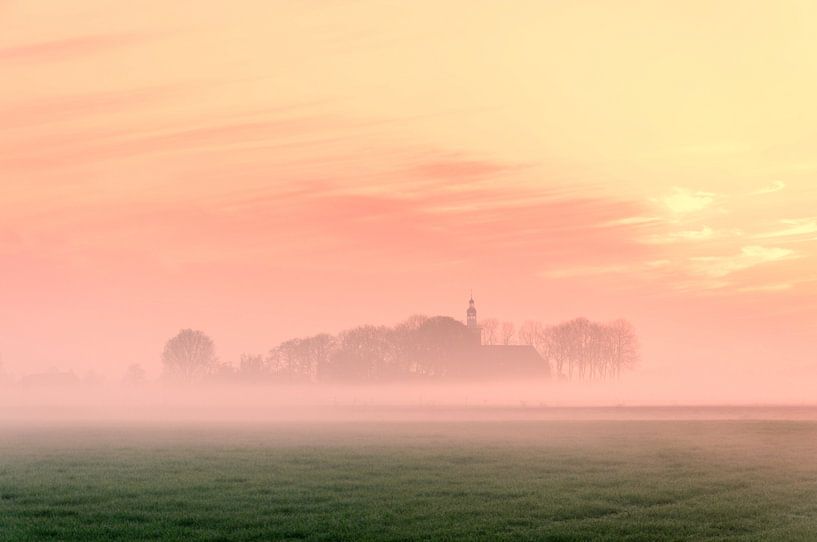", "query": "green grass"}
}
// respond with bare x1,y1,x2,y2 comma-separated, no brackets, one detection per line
2,420,817,541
